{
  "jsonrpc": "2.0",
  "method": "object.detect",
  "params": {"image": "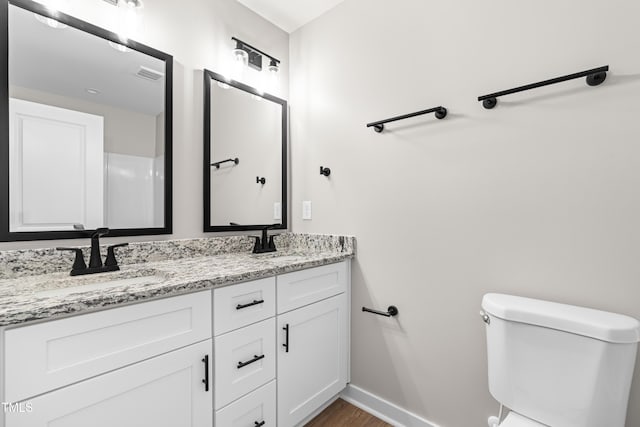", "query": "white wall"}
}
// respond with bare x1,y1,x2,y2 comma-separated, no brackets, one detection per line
289,0,640,426
0,0,289,250
10,85,157,157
